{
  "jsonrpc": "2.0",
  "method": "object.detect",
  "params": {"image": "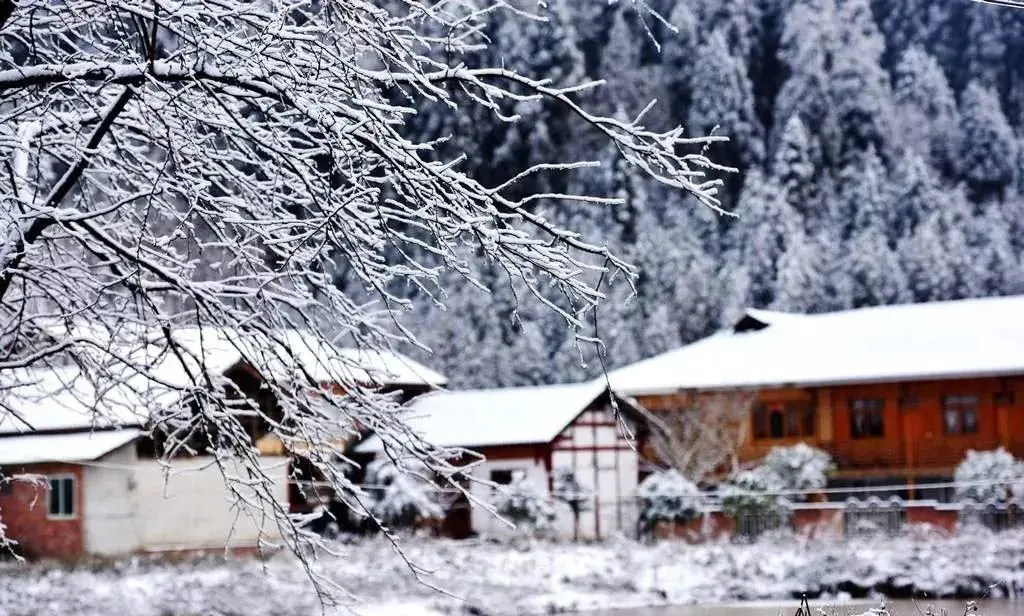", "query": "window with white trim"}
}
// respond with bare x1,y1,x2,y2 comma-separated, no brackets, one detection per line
47,475,75,518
